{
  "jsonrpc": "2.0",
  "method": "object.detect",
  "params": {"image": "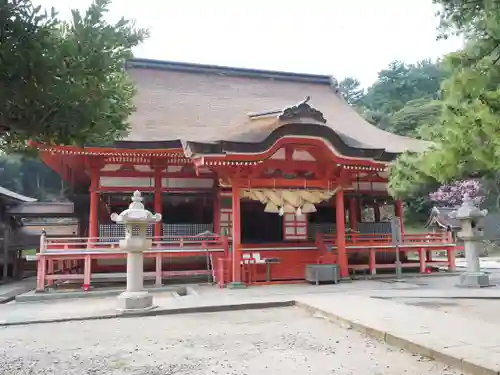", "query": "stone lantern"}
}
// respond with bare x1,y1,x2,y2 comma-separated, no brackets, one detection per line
111,190,162,311
449,193,492,288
